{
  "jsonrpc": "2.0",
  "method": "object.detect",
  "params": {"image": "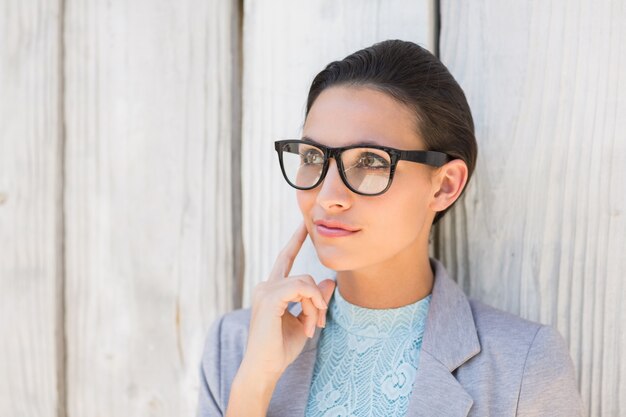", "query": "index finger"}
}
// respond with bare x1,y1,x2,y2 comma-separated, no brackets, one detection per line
269,221,308,280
